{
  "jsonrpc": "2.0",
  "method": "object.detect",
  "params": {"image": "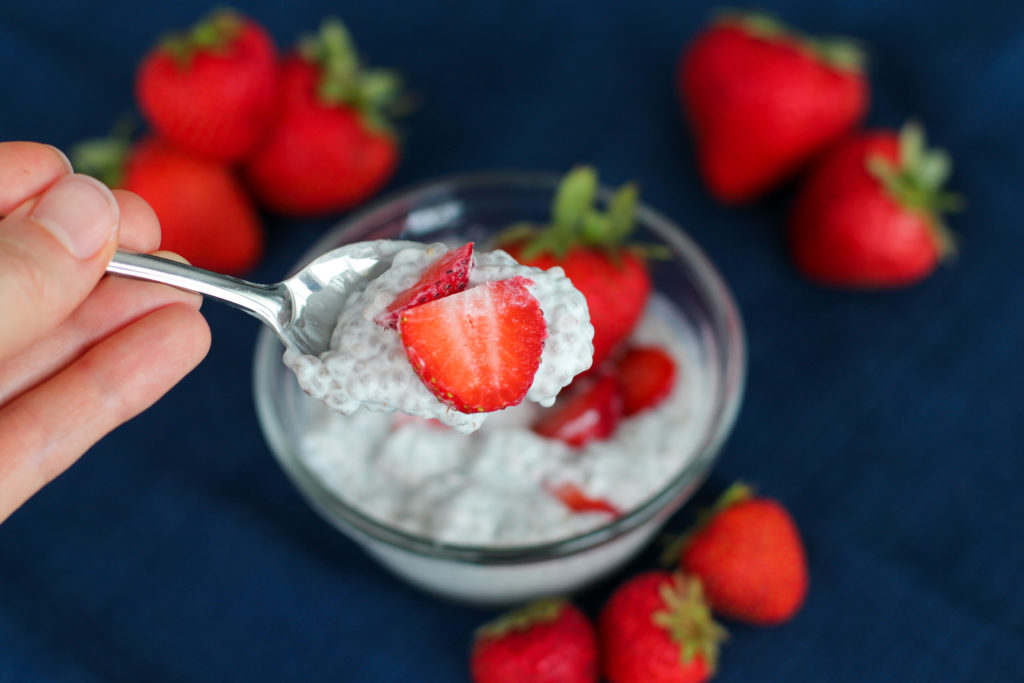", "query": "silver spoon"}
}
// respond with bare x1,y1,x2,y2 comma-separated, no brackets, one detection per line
106,241,416,355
